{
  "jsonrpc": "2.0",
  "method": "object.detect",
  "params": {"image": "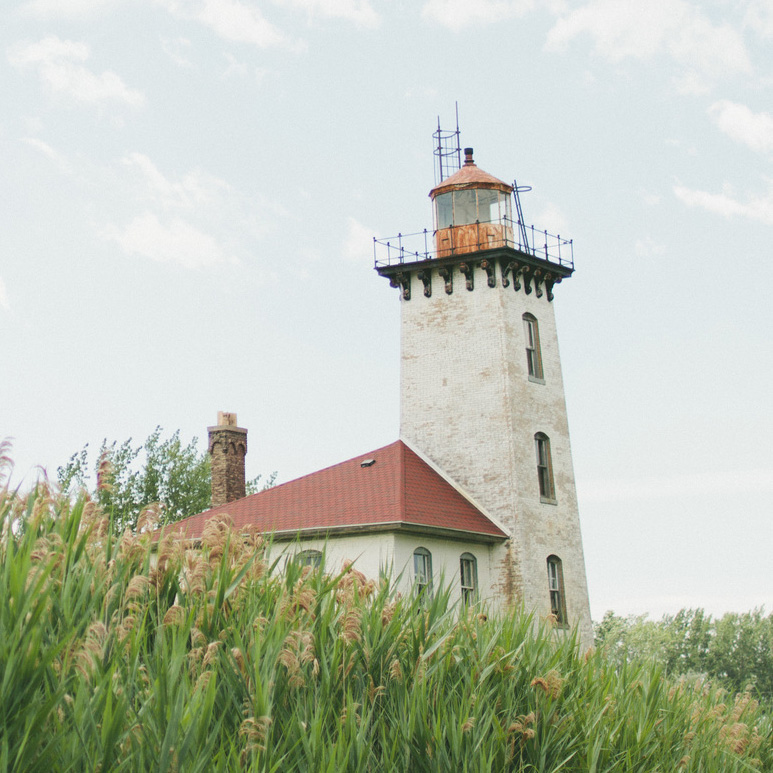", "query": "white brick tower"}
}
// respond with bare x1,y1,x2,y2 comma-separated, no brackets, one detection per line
376,146,592,645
